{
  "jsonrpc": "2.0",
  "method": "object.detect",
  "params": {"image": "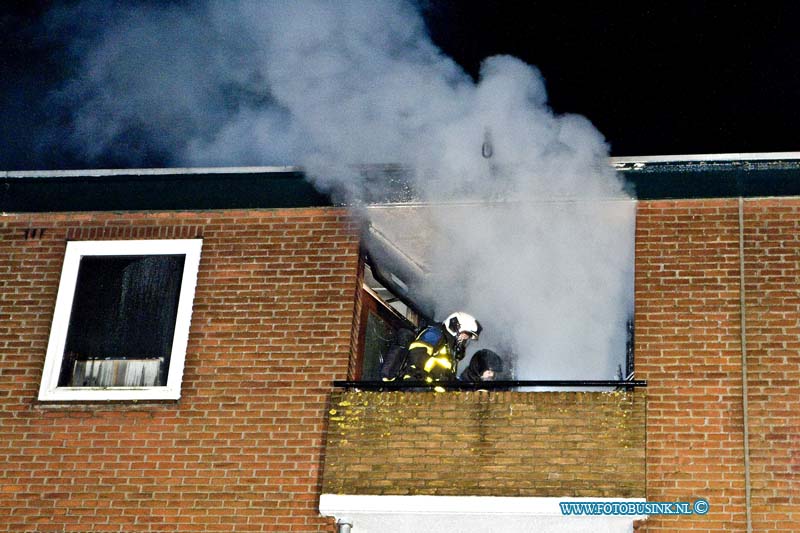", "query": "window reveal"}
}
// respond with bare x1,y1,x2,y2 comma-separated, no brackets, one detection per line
39,239,202,401
354,261,419,381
